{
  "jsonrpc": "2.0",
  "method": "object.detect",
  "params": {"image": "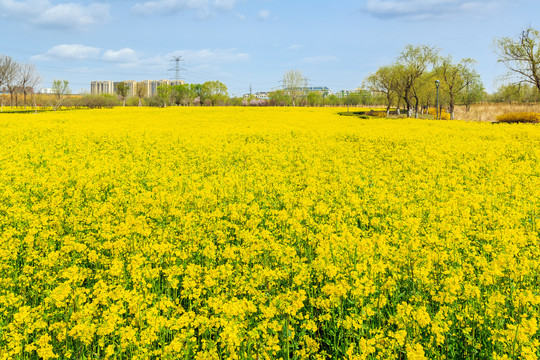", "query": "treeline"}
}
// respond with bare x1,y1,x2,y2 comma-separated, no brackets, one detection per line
5,26,540,112
116,81,384,107
487,83,540,103
363,44,484,120
264,89,383,107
